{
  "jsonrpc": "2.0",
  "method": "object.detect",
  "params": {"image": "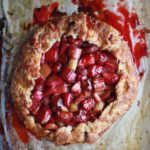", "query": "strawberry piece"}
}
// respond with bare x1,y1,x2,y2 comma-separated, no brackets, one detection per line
44,84,68,96
102,72,119,85
87,64,102,77
71,82,81,93
61,93,73,108
45,42,59,63
100,90,111,101
44,122,58,130
36,106,52,124
46,75,64,87
76,68,88,81
40,63,52,78
52,63,62,74
82,98,95,111
81,79,92,91
56,111,73,124
61,67,77,83
68,45,82,59
78,53,95,68
74,109,88,123
92,77,106,92
81,42,99,53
